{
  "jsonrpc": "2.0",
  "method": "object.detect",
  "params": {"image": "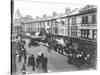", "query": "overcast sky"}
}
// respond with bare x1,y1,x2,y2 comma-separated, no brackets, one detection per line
14,0,86,18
